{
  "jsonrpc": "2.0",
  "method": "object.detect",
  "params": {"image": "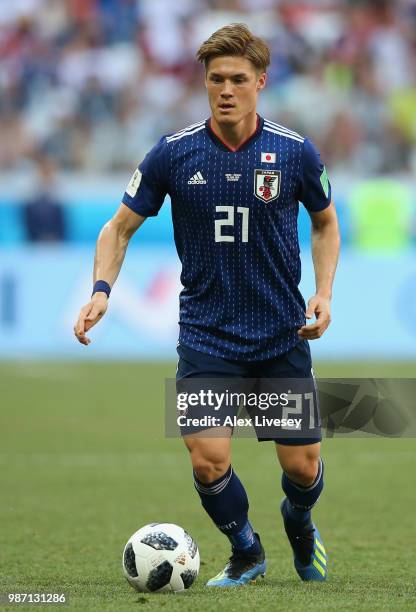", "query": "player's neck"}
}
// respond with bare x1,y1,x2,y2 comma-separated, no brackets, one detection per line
210,113,259,152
